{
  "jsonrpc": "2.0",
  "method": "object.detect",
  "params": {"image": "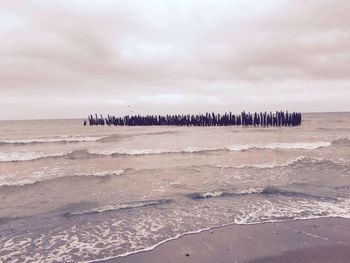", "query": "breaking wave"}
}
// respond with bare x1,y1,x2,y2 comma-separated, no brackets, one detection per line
1,155,347,187
89,138,349,156
74,169,126,178
188,186,339,202
0,151,73,162
3,194,349,263
0,169,126,187
188,188,261,199
214,156,349,170
228,141,331,151
284,156,350,169
2,138,347,163
88,147,221,156
0,135,108,145
68,199,173,216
